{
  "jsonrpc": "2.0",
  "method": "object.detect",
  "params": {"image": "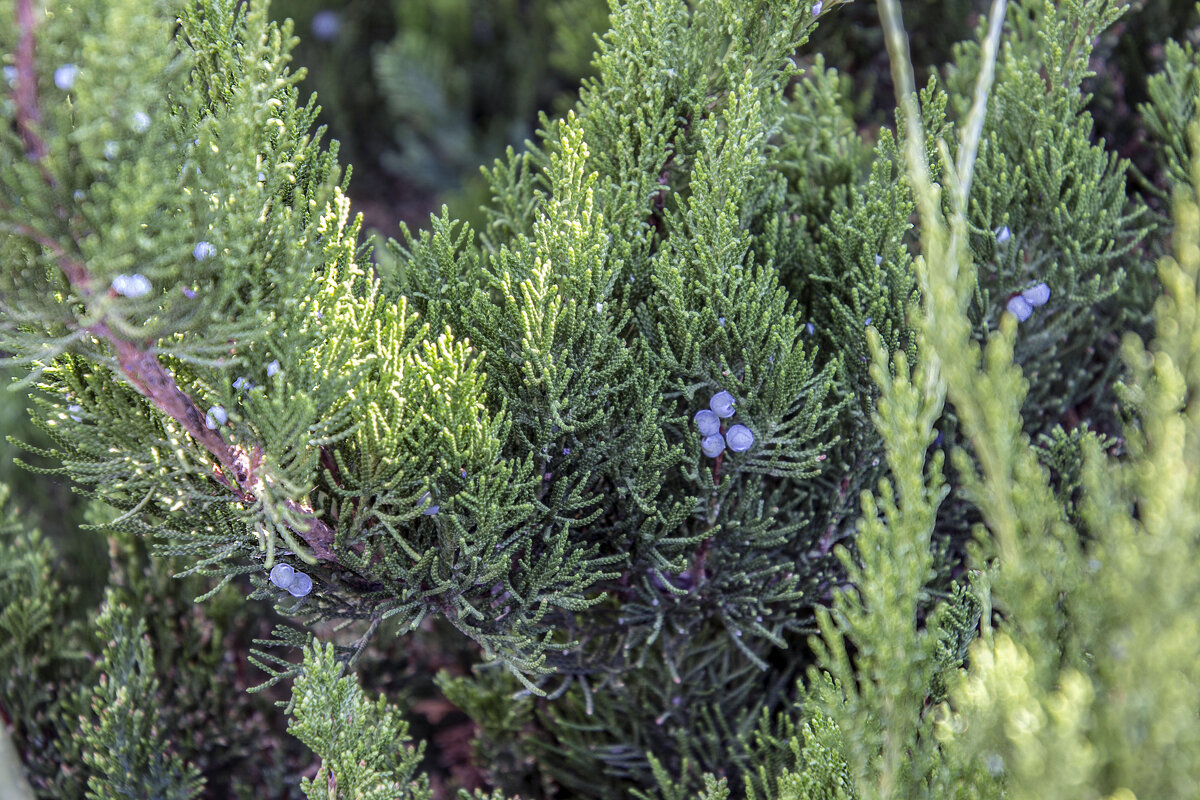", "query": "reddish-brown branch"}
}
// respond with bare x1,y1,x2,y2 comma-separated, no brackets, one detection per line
14,227,338,560
9,12,337,562
15,0,47,162
108,333,337,560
